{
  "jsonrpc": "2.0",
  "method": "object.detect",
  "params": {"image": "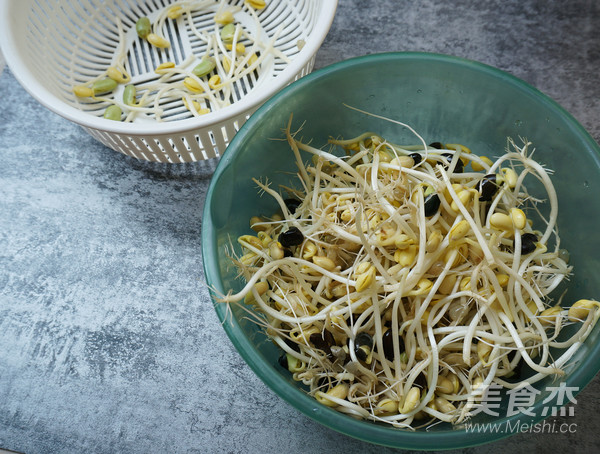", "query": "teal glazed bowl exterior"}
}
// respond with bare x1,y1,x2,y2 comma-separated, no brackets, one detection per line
201,53,600,450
